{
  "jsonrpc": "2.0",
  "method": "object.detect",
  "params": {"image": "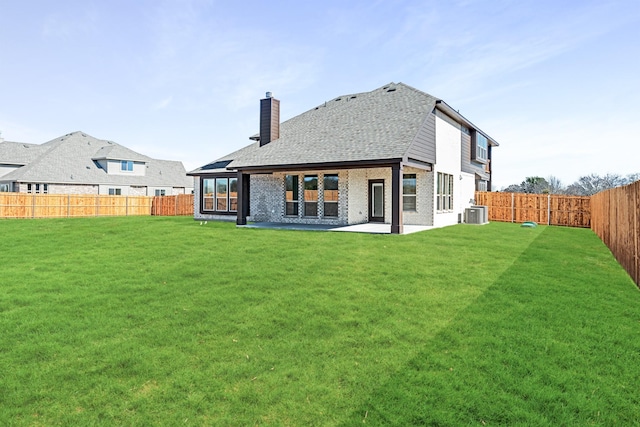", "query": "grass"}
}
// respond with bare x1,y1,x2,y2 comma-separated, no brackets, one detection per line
0,216,638,426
